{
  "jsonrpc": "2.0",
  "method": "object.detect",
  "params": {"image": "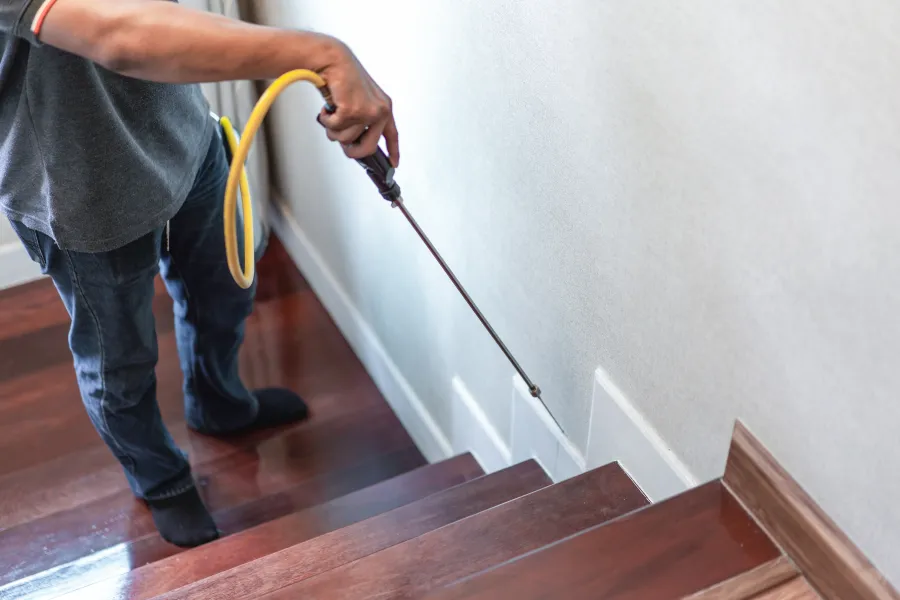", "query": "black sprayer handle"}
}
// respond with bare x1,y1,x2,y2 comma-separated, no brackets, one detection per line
320,96,401,203
356,150,401,203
